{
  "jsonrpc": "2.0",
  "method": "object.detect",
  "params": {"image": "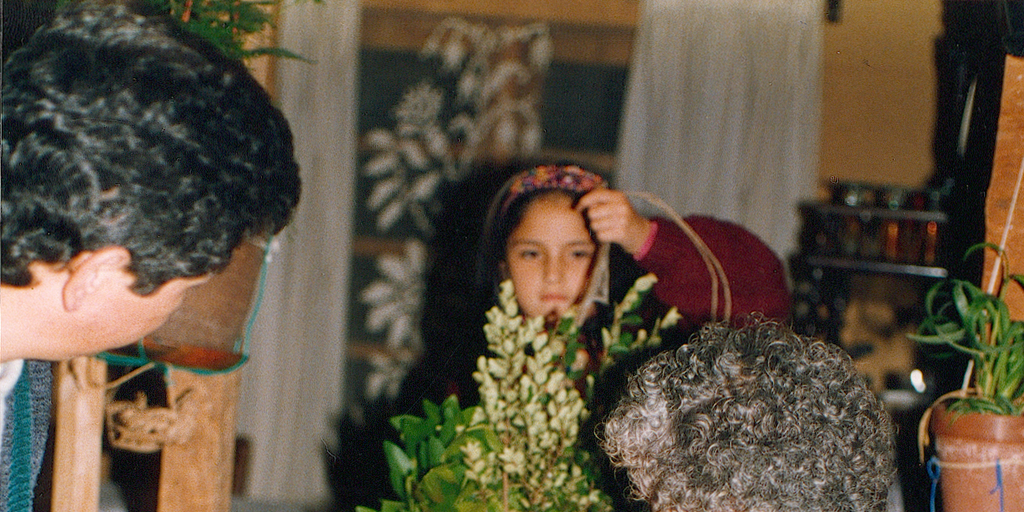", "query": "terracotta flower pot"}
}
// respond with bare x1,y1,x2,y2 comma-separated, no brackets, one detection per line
106,240,267,372
930,403,1024,512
